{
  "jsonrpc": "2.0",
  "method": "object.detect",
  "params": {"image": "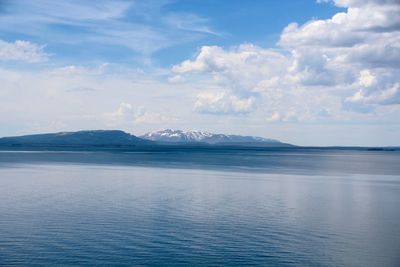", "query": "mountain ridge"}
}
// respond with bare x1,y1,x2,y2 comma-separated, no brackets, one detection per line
140,129,283,145
0,129,293,147
0,130,153,146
